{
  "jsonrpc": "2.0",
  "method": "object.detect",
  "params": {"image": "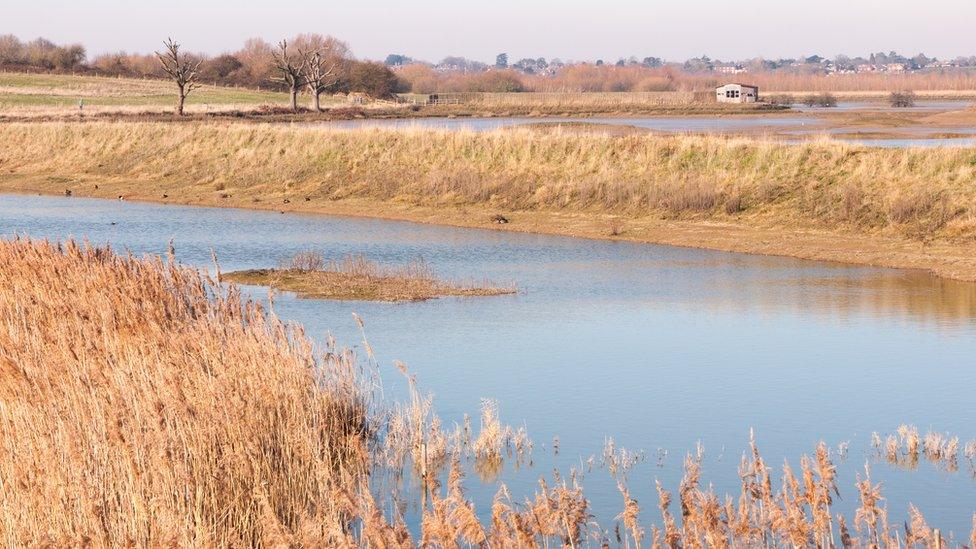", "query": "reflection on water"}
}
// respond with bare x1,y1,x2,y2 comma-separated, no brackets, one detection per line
3,194,975,535
314,115,822,133
720,269,976,323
